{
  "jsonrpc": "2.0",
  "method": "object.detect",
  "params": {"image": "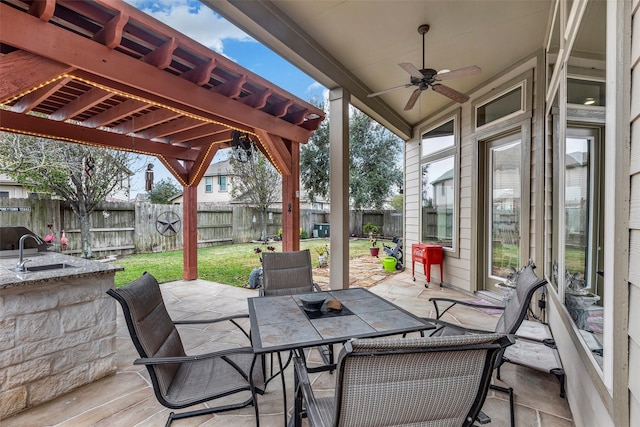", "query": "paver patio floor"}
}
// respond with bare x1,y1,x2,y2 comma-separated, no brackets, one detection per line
2,256,573,426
